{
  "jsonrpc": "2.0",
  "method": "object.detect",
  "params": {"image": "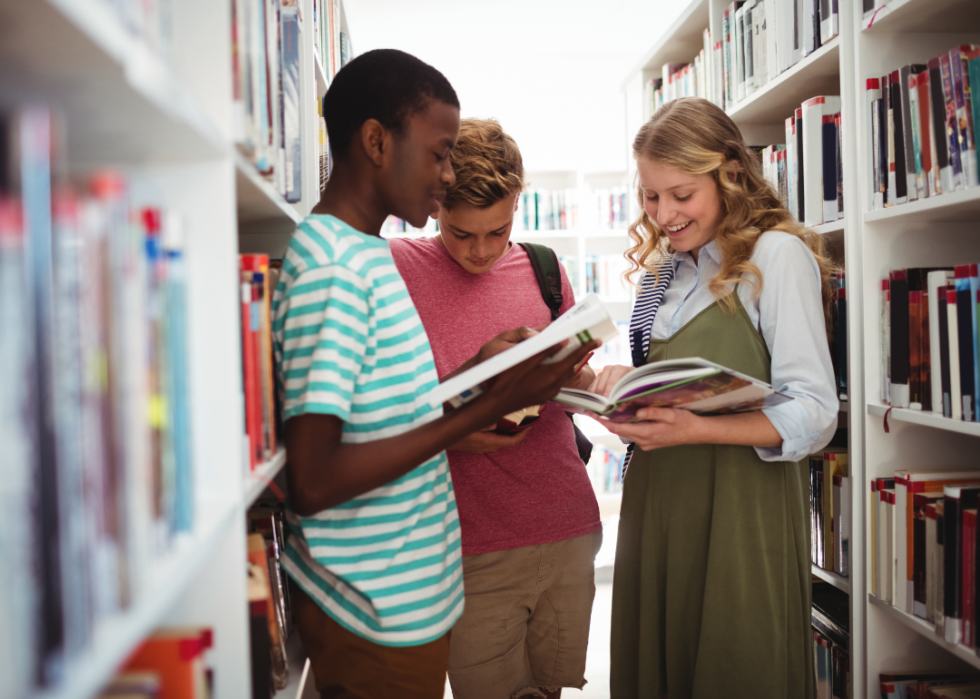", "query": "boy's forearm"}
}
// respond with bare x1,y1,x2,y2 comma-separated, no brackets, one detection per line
286,395,503,516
